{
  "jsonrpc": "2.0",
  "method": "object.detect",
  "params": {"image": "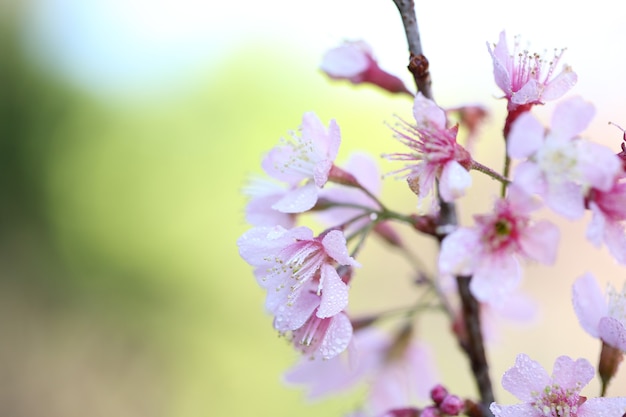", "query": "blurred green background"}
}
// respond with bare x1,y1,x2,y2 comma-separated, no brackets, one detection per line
2,0,626,416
